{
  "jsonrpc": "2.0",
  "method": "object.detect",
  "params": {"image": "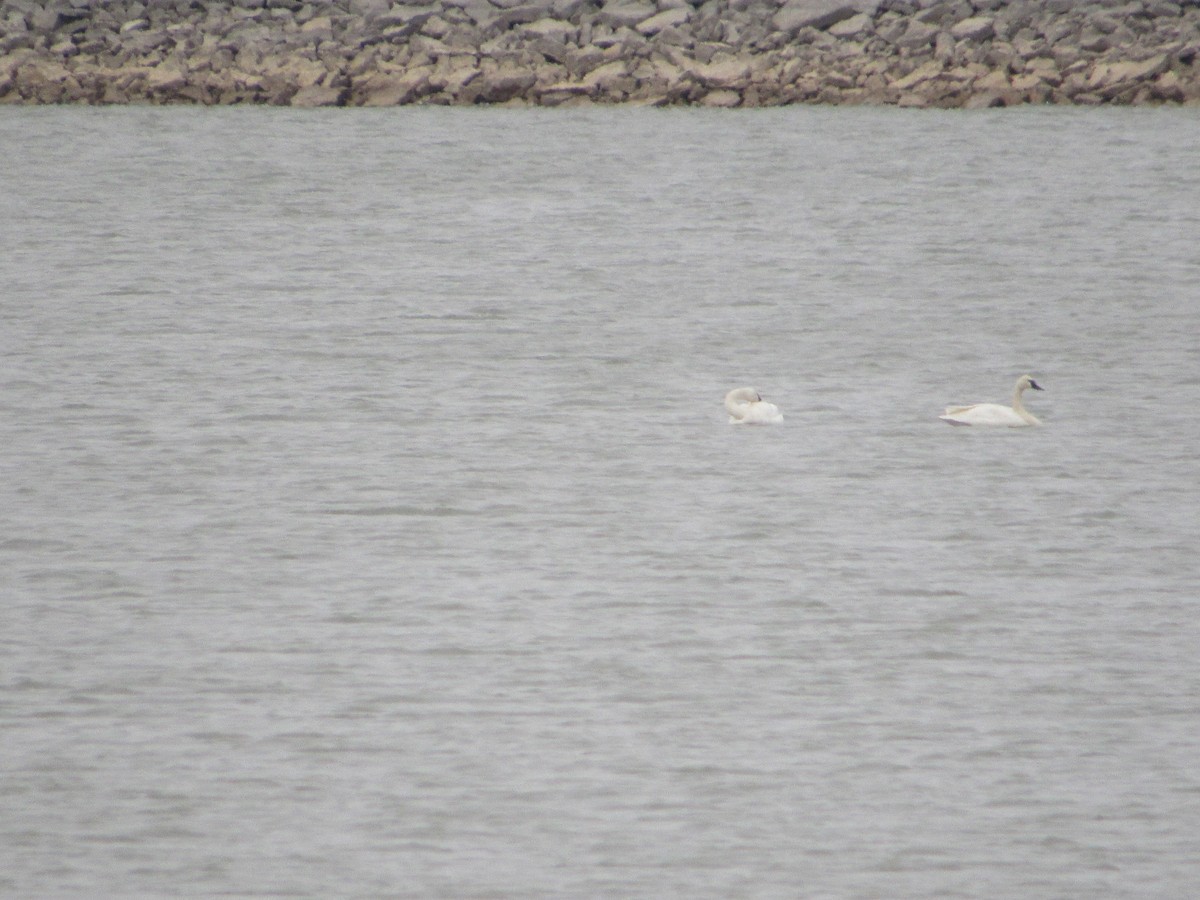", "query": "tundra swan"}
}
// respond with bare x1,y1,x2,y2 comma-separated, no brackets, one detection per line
725,387,783,425
940,374,1045,427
